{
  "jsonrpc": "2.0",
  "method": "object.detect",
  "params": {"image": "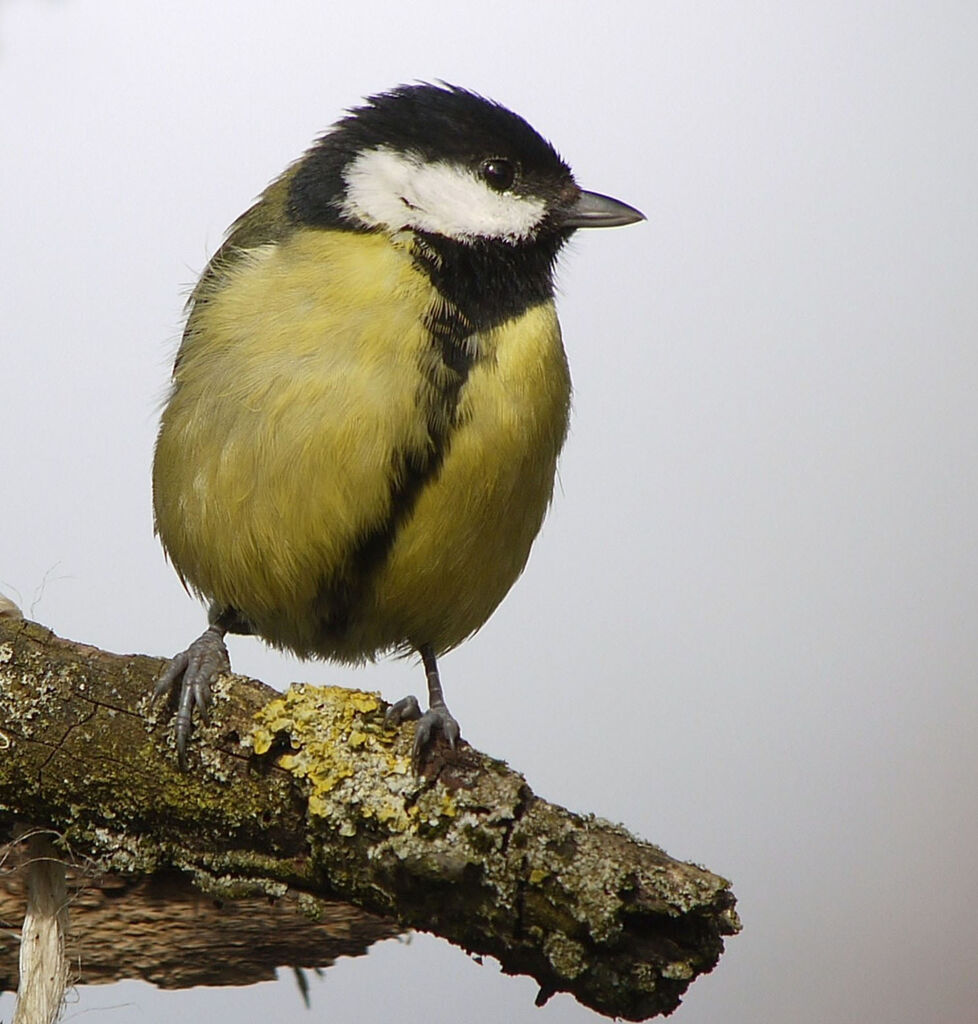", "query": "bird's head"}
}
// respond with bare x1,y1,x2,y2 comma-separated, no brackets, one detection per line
287,83,644,248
